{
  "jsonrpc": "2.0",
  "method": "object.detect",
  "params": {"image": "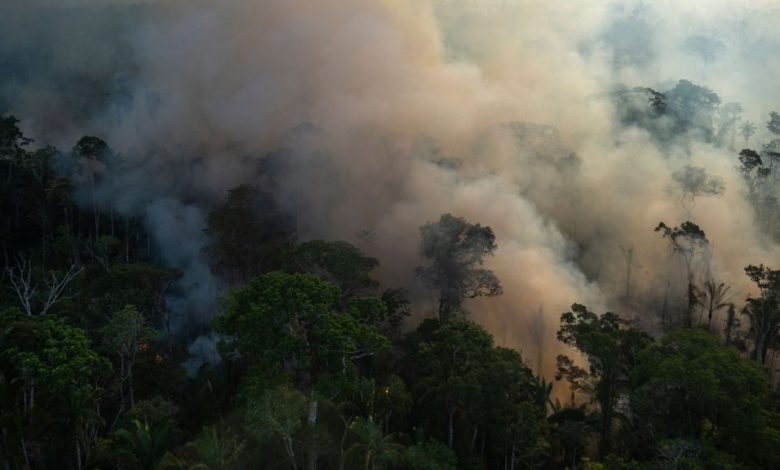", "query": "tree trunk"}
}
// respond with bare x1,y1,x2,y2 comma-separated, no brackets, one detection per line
307,397,318,470
510,445,516,470
686,281,696,328
118,355,126,410
128,362,135,407
447,410,454,449
284,435,298,470
339,418,351,470
598,386,614,459
76,441,82,470
20,439,30,469
755,331,766,364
